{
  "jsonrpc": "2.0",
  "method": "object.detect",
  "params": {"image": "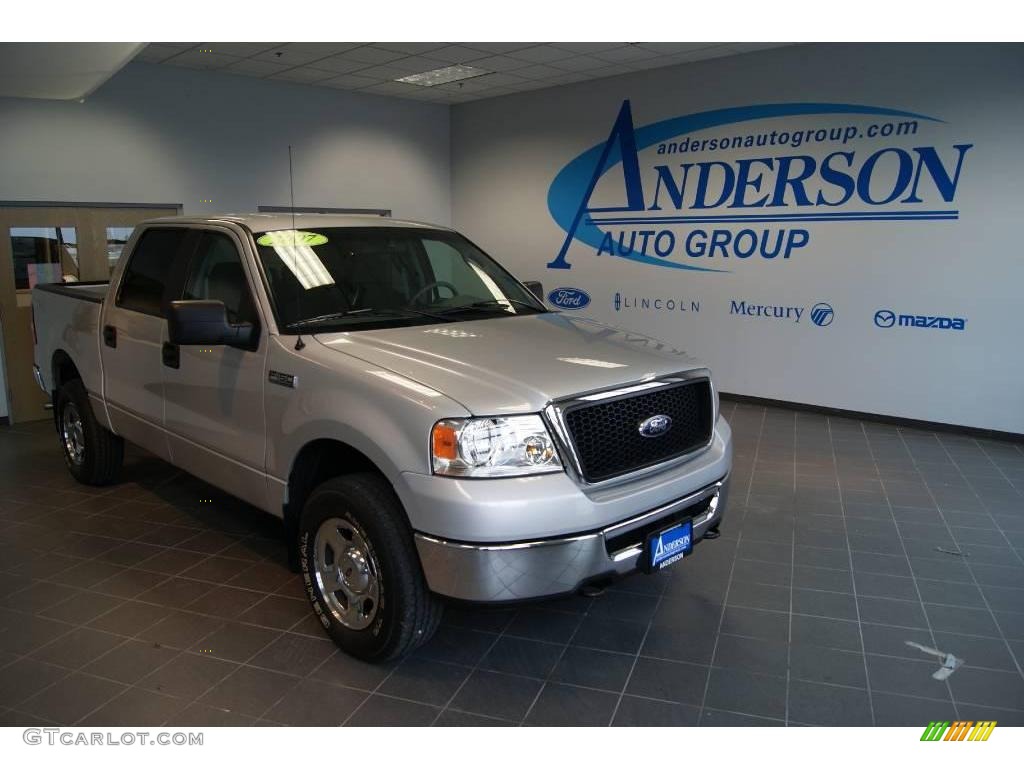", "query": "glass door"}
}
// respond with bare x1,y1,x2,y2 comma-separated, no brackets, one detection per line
0,203,181,423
